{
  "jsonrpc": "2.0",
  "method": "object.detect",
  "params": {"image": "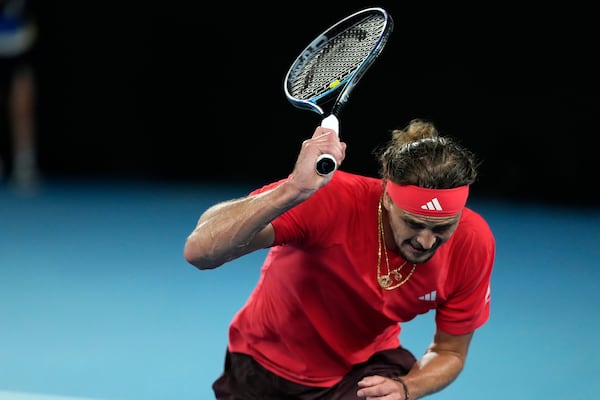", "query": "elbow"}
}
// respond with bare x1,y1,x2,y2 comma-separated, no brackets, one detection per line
183,239,222,270
183,247,203,270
